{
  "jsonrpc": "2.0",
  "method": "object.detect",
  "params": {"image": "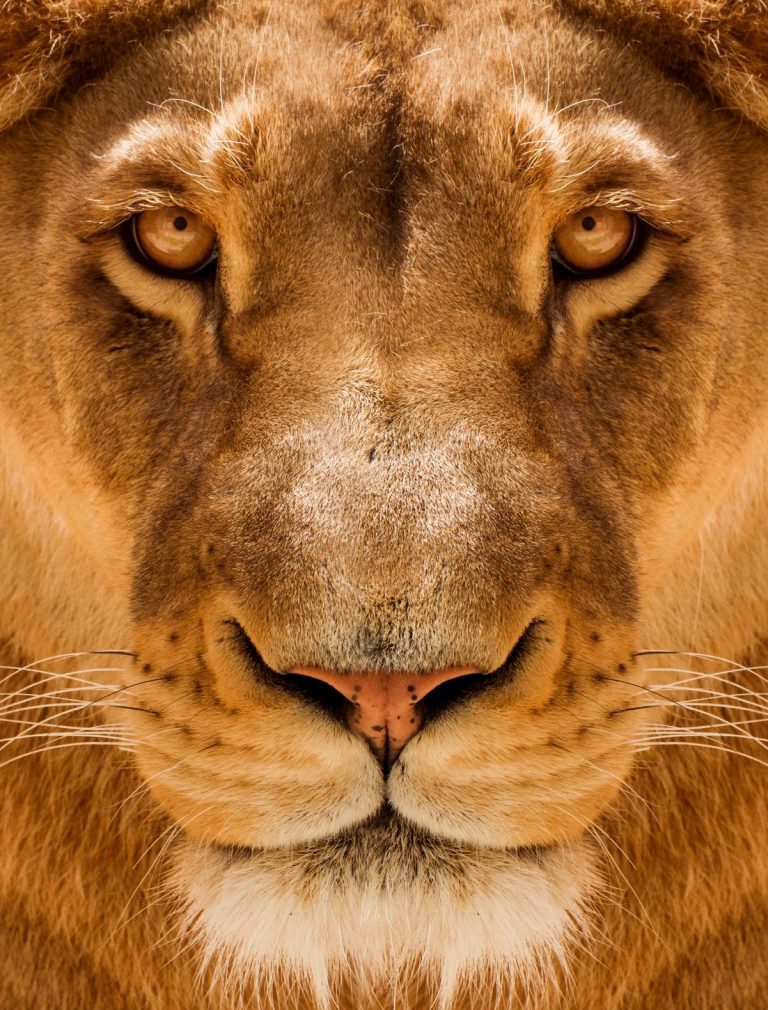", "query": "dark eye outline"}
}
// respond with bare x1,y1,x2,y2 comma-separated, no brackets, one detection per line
551,212,646,281
121,212,219,280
